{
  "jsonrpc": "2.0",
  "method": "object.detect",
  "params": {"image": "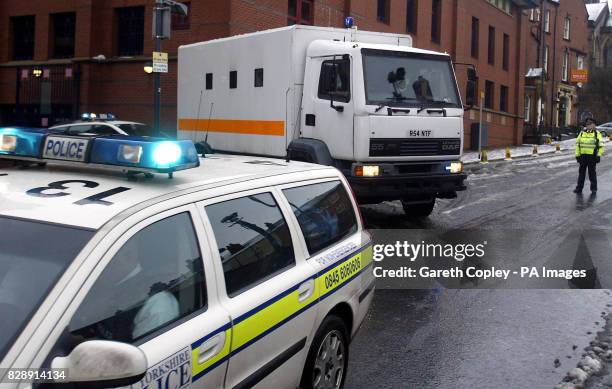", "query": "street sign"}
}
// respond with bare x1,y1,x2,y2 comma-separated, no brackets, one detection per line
570,69,588,83
152,51,168,73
